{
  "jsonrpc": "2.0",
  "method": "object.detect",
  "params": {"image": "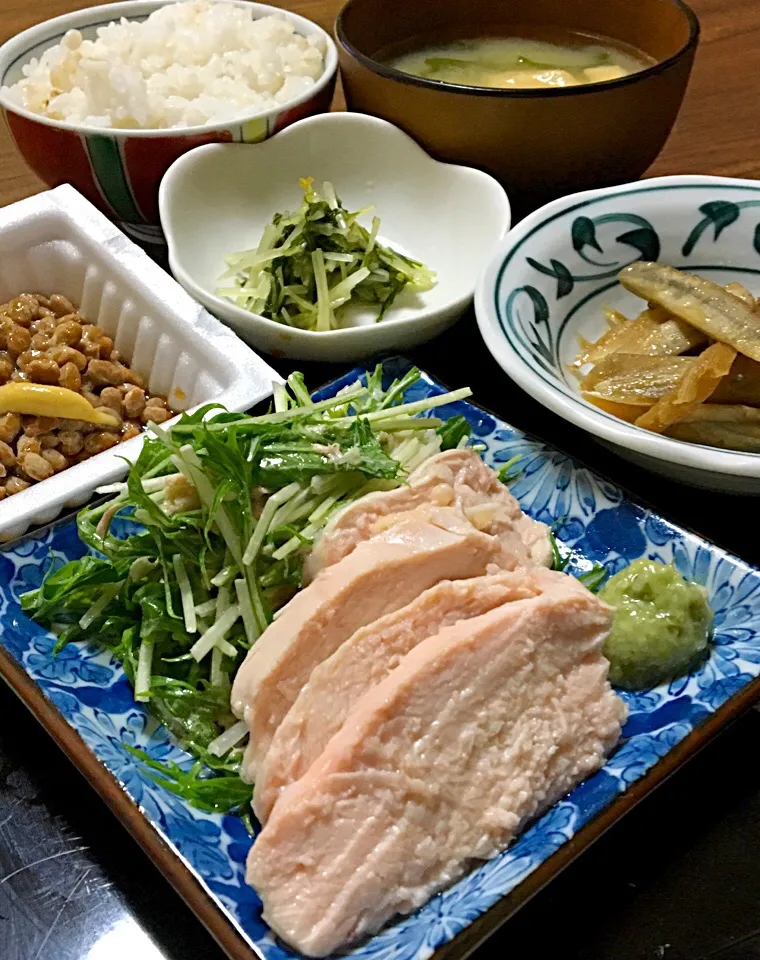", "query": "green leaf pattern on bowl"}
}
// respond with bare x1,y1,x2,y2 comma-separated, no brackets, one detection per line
505,212,660,374
526,213,661,302
499,188,760,386
505,285,554,374
682,200,760,257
